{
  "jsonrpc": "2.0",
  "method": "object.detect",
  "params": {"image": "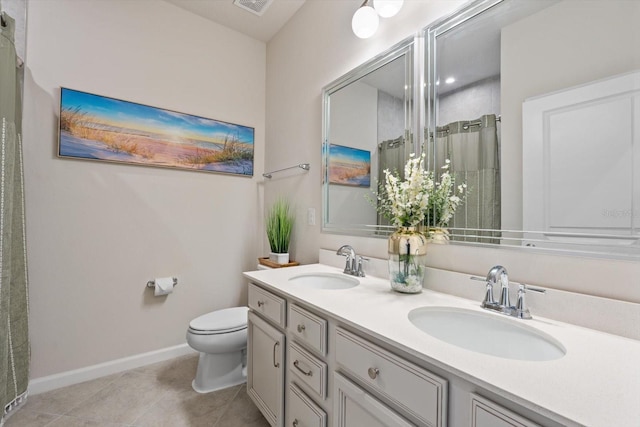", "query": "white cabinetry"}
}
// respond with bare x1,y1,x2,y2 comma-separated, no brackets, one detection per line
333,373,413,427
247,285,286,427
471,394,540,427
246,280,555,427
335,327,448,427
289,384,327,427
